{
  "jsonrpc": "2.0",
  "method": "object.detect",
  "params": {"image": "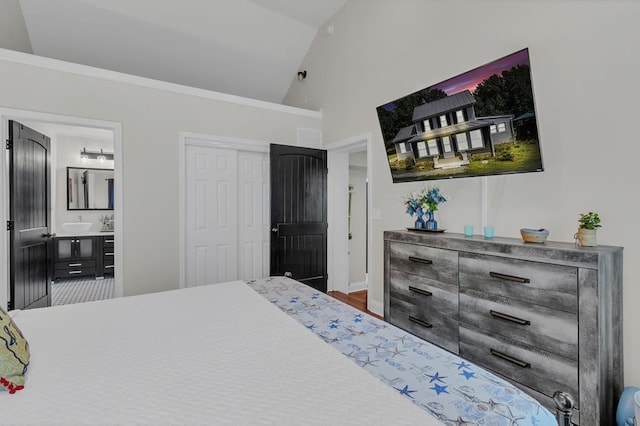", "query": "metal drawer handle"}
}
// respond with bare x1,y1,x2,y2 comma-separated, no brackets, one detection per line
105,253,114,256
408,316,433,329
68,271,82,275
489,271,530,283
490,348,531,368
105,265,114,269
105,240,114,243
490,310,531,326
68,263,82,267
409,286,432,297
408,256,433,265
